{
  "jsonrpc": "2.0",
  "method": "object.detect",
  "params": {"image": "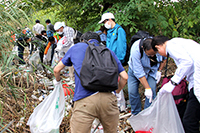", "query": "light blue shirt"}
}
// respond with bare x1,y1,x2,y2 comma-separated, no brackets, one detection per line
128,39,166,80
95,30,107,42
